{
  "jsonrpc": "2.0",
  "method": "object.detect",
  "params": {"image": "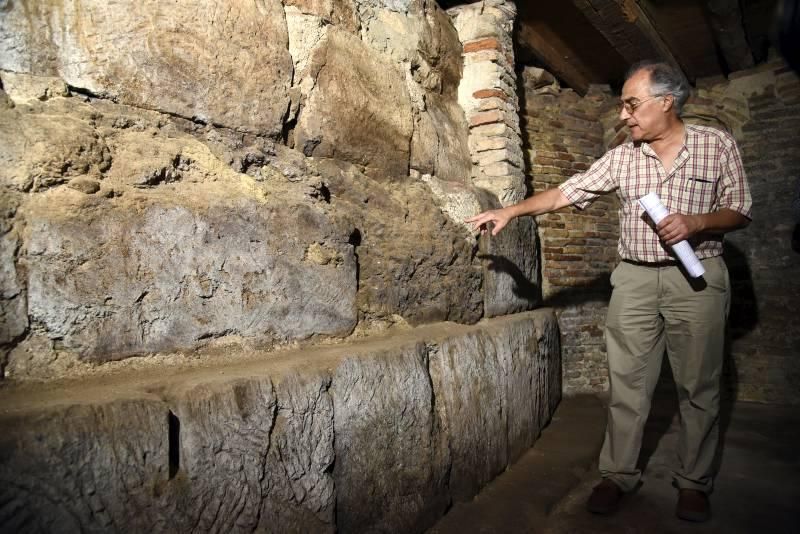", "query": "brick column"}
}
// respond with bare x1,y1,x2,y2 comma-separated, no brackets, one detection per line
448,0,525,206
